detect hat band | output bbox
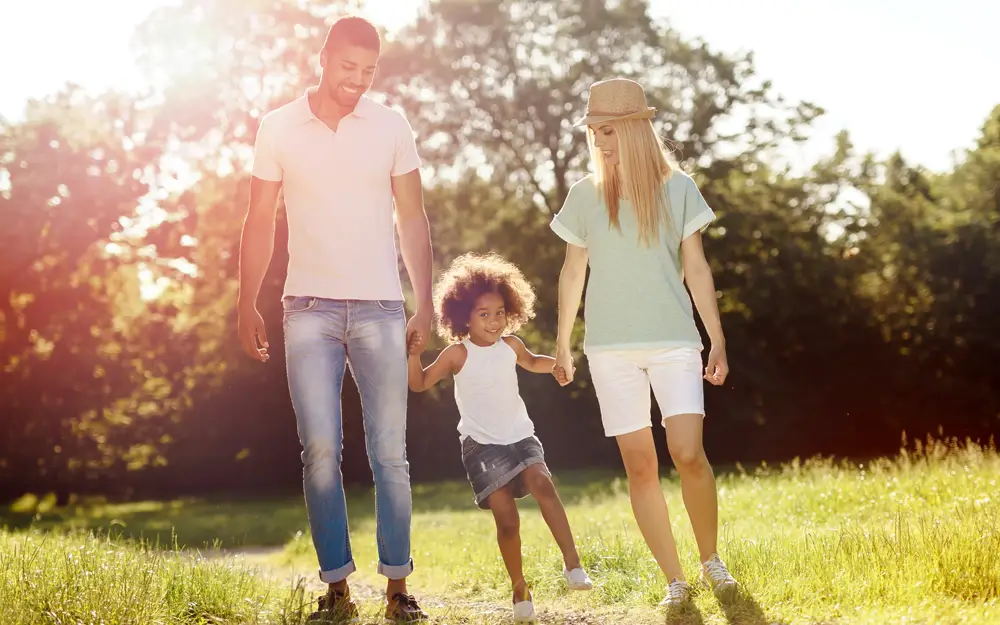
[588,109,644,117]
[573,106,656,128]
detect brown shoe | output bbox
[308,587,360,624]
[384,592,428,622]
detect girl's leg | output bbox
[521,464,582,571]
[486,486,530,602]
[616,428,685,581]
[664,414,718,562]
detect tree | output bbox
[0,88,186,497]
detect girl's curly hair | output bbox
[434,252,537,343]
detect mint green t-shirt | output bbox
[549,171,716,354]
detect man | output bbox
[237,16,432,623]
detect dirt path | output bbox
[188,546,623,624]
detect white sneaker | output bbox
[700,553,737,591]
[513,599,537,623]
[563,566,593,590]
[658,578,692,607]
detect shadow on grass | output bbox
[0,496,309,550]
[715,587,784,625]
[664,602,706,625]
[0,468,644,553]
[410,468,628,513]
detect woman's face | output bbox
[591,123,618,167]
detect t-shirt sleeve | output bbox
[391,112,422,177]
[549,180,589,248]
[680,174,716,240]
[250,113,282,182]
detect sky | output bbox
[1,0,997,172]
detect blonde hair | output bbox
[588,119,675,246]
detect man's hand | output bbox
[406,309,432,355]
[238,304,269,362]
[553,347,575,386]
[704,343,729,386]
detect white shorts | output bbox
[587,347,705,438]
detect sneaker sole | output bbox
[566,581,593,591]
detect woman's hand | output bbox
[704,343,729,386]
[553,346,576,386]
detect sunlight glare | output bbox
[358,0,421,34]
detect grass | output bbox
[2,435,999,624]
[1,494,311,550]
[0,529,300,624]
[279,435,1000,624]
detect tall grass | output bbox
[3,436,997,624]
[283,435,1000,624]
[0,530,308,625]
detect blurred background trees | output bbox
[2,0,997,500]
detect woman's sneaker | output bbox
[658,578,692,608]
[700,553,737,591]
[563,566,594,590]
[513,598,537,624]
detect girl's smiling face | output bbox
[467,291,507,346]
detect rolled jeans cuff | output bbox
[377,558,414,580]
[318,560,356,584]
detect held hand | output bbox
[704,343,729,386]
[406,330,424,356]
[238,304,269,362]
[406,308,432,355]
[553,347,575,387]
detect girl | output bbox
[550,78,738,607]
[407,252,593,624]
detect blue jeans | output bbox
[283,296,413,583]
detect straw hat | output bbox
[573,77,656,128]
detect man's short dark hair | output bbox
[322,16,381,55]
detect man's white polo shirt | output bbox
[251,90,422,301]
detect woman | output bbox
[550,78,737,607]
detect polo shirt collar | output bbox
[294,87,375,125]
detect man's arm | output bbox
[503,336,556,374]
[393,168,434,347]
[237,176,281,361]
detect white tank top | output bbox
[454,338,535,445]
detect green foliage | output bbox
[0,89,198,488]
[1,1,998,496]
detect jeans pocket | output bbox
[283,296,318,313]
[376,299,404,313]
[461,436,481,456]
